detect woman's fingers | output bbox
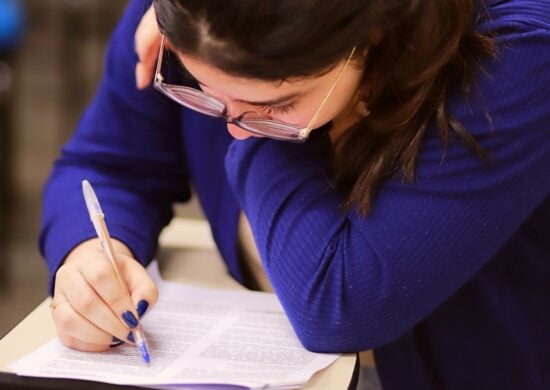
[135,4,161,89]
[58,334,111,353]
[51,293,111,352]
[53,245,158,350]
[57,263,135,344]
[118,253,159,319]
[52,238,159,352]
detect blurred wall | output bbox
[0,0,127,337]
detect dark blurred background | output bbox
[0,0,127,337]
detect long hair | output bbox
[154,0,497,214]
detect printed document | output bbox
[9,262,339,389]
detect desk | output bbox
[0,241,357,388]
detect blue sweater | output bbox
[40,0,549,388]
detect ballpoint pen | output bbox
[82,179,151,365]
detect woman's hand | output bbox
[51,238,158,352]
[135,4,162,89]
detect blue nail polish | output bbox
[136,300,149,318]
[122,311,139,328]
[127,331,135,343]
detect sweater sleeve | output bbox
[39,0,188,294]
[224,22,550,352]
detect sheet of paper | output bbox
[10,262,339,389]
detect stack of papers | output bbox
[10,263,339,389]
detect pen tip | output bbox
[139,343,151,365]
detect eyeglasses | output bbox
[154,35,356,142]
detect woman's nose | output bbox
[227,123,253,140]
[224,101,257,139]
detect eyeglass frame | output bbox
[154,35,357,142]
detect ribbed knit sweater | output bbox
[40,0,550,388]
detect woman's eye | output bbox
[259,103,295,115]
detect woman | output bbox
[42,0,549,389]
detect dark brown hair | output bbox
[154,0,497,214]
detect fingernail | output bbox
[136,300,149,318]
[122,311,139,328]
[110,340,124,348]
[127,331,135,343]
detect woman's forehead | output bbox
[177,52,322,102]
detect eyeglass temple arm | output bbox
[154,35,166,84]
[300,46,357,138]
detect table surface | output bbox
[0,245,356,389]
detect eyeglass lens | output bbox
[160,83,305,140]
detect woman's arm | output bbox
[225,22,550,352]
